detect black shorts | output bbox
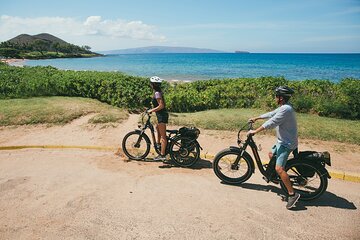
[156,112,169,124]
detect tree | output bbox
[51,42,60,55]
[31,39,50,56]
[82,45,91,52]
[0,48,20,58]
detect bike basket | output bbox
[178,127,200,140]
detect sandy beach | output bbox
[0,58,25,67]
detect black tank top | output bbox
[152,91,167,114]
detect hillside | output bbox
[8,33,68,45]
[0,33,101,59]
[100,46,227,54]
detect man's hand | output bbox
[248,117,257,123]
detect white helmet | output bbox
[150,76,163,83]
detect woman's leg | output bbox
[157,123,167,156]
[155,125,161,145]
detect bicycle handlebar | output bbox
[237,121,254,144]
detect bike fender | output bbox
[287,158,331,179]
[195,140,203,150]
[229,146,256,173]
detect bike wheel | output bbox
[213,148,253,184]
[122,131,151,160]
[280,162,328,201]
[169,136,200,167]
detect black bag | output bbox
[178,127,200,140]
[296,151,323,177]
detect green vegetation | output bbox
[0,63,359,120]
[166,77,360,119]
[0,33,100,59]
[169,109,360,145]
[0,97,128,126]
[1,41,358,145]
[0,64,152,110]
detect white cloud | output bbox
[0,15,166,42]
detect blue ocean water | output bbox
[25,53,360,82]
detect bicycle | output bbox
[122,111,202,167]
[212,121,331,201]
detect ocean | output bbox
[24,53,360,82]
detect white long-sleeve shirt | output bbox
[260,104,298,150]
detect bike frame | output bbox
[135,112,178,154]
[232,122,269,176]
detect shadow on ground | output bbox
[221,181,357,211]
[122,157,212,170]
[158,158,212,170]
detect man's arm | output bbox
[247,107,286,136]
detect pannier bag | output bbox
[296,151,330,177]
[179,127,200,152]
[178,127,200,140]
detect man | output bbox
[247,86,300,210]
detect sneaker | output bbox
[154,154,166,162]
[286,192,301,209]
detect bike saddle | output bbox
[166,129,178,134]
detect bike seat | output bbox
[166,129,178,134]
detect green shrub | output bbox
[0,64,359,119]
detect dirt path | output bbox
[0,114,359,173]
[0,149,359,239]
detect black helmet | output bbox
[275,86,294,97]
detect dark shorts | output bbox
[156,112,169,124]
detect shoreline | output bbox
[1,58,26,67]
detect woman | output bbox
[147,76,169,161]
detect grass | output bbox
[0,97,128,126]
[169,108,360,145]
[1,98,359,144]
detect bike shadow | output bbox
[159,158,212,170]
[222,181,357,211]
[124,157,212,170]
[292,191,357,211]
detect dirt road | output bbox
[0,114,359,239]
[0,149,359,239]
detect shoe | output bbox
[154,154,166,162]
[286,192,301,209]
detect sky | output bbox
[0,0,359,53]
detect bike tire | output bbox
[169,136,200,167]
[122,131,151,160]
[280,161,328,201]
[213,148,253,184]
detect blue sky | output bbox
[0,0,359,52]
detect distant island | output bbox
[0,33,101,59]
[99,46,227,54]
[235,51,250,54]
